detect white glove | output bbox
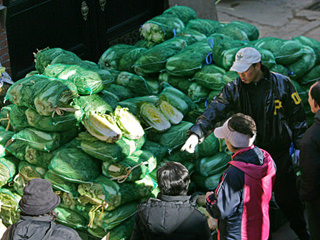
[293,149,300,166]
[181,134,199,153]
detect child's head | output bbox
[214,113,257,153]
[157,161,190,196]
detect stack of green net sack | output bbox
[1,4,319,239]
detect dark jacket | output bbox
[1,215,81,240]
[299,110,320,201]
[130,194,212,240]
[189,69,307,152]
[206,146,276,240]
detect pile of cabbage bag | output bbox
[1,5,319,240]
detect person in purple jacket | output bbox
[206,113,276,240]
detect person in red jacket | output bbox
[206,113,276,240]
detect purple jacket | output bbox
[206,145,276,240]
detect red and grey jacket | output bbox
[188,68,307,152]
[206,145,276,240]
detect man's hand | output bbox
[181,134,199,153]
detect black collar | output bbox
[157,193,191,202]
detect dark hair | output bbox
[157,161,190,196]
[310,81,320,106]
[228,113,257,138]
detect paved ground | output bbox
[215,1,318,239]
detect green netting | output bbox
[162,5,197,25]
[6,75,54,109]
[55,206,88,230]
[34,47,82,73]
[228,21,259,41]
[299,64,320,85]
[253,37,304,65]
[133,37,189,75]
[49,146,101,183]
[98,90,120,110]
[188,82,211,102]
[98,44,136,69]
[195,152,231,177]
[292,36,320,64]
[90,202,137,231]
[217,23,249,41]
[8,105,29,131]
[25,107,79,132]
[102,150,157,182]
[78,175,152,211]
[134,39,158,49]
[185,19,223,36]
[194,132,220,159]
[145,78,161,95]
[0,188,21,226]
[43,63,114,95]
[287,46,317,80]
[103,84,134,101]
[24,145,54,168]
[13,161,47,195]
[79,132,145,162]
[166,40,213,77]
[140,15,185,43]
[0,156,18,187]
[270,64,290,76]
[9,127,78,152]
[192,172,224,191]
[119,95,159,114]
[192,64,226,90]
[113,106,145,140]
[0,127,14,157]
[137,102,171,132]
[222,71,239,83]
[0,105,13,130]
[115,72,153,96]
[158,72,192,94]
[118,47,147,73]
[178,28,207,42]
[44,170,79,196]
[141,140,168,162]
[59,192,92,220]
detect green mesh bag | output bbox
[0,105,13,130]
[0,127,14,157]
[0,188,21,226]
[194,132,220,160]
[48,146,101,183]
[141,140,168,162]
[133,37,189,75]
[192,172,224,191]
[287,46,317,80]
[78,175,152,211]
[222,71,239,83]
[118,47,147,73]
[163,5,197,25]
[166,40,213,77]
[8,105,29,131]
[98,90,119,110]
[102,150,157,183]
[270,64,290,76]
[140,15,185,43]
[115,72,153,96]
[44,170,79,196]
[103,84,134,101]
[43,63,114,95]
[253,37,303,65]
[55,206,88,230]
[217,23,249,41]
[89,202,137,231]
[25,108,79,132]
[192,64,226,90]
[79,131,145,162]
[155,99,184,125]
[228,21,259,41]
[299,64,320,85]
[188,82,211,102]
[134,39,158,49]
[0,156,19,187]
[292,36,320,64]
[195,152,231,177]
[185,19,223,36]
[158,72,192,94]
[98,44,136,69]
[119,95,159,114]
[34,47,82,73]
[24,145,55,168]
[178,28,207,43]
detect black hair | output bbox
[310,81,320,106]
[157,161,190,196]
[228,113,257,138]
